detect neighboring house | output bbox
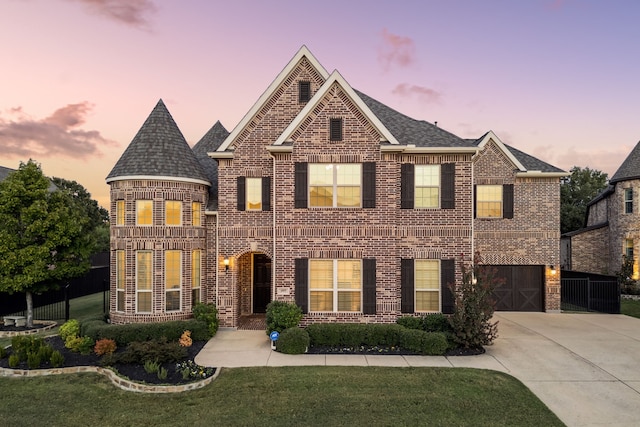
[106,46,566,327]
[563,141,640,277]
[0,165,58,192]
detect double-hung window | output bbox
[415,260,440,312]
[476,185,503,218]
[192,250,201,304]
[165,251,181,312]
[309,259,362,312]
[136,251,152,312]
[625,188,633,214]
[415,165,440,208]
[116,200,125,225]
[136,200,152,225]
[309,164,361,208]
[192,202,202,226]
[165,201,181,225]
[237,177,271,211]
[116,250,125,311]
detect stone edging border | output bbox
[0,321,57,338]
[0,364,220,394]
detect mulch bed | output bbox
[0,336,214,386]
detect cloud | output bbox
[64,0,156,29]
[378,29,416,70]
[552,145,631,177]
[0,102,116,159]
[392,83,442,104]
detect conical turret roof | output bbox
[106,99,209,184]
[610,141,640,184]
[193,121,229,210]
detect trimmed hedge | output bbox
[276,327,310,355]
[266,301,303,335]
[80,319,211,346]
[306,323,448,355]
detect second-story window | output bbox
[165,201,181,225]
[116,200,125,225]
[415,165,440,208]
[136,200,152,225]
[192,202,202,226]
[309,164,361,208]
[329,118,343,141]
[237,177,271,211]
[625,188,633,214]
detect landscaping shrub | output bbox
[176,360,214,380]
[11,336,45,361]
[192,303,219,336]
[276,327,310,354]
[59,319,80,341]
[116,339,187,365]
[50,350,65,368]
[65,336,95,355]
[26,352,41,369]
[8,354,19,368]
[37,343,53,361]
[143,359,160,374]
[396,316,422,330]
[179,330,192,347]
[94,338,117,356]
[265,301,303,335]
[422,313,452,333]
[80,318,210,346]
[0,346,6,359]
[157,367,168,380]
[398,329,448,355]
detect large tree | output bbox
[51,176,110,252]
[0,160,92,326]
[561,166,609,234]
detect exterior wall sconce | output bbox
[223,257,230,272]
[550,265,557,275]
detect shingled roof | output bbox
[355,90,475,148]
[610,141,640,184]
[106,100,209,184]
[192,121,229,211]
[502,143,565,173]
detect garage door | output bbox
[491,265,544,311]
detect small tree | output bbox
[616,255,638,295]
[448,252,504,349]
[0,160,92,326]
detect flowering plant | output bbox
[176,359,214,380]
[179,330,192,347]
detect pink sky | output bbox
[1,0,638,208]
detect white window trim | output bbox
[415,259,441,313]
[625,188,633,214]
[246,178,263,211]
[136,200,153,226]
[165,200,182,226]
[415,164,440,209]
[476,184,503,219]
[136,251,152,313]
[308,163,362,208]
[116,250,125,312]
[116,200,125,226]
[309,259,362,313]
[192,250,201,304]
[165,250,182,312]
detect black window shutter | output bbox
[262,177,271,211]
[441,163,455,209]
[295,258,308,314]
[294,163,308,208]
[400,258,414,313]
[441,259,455,314]
[330,118,343,141]
[363,258,376,314]
[299,81,311,103]
[503,184,514,219]
[237,177,246,211]
[363,162,376,208]
[473,185,477,218]
[400,164,414,209]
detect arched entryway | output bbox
[236,251,272,330]
[252,253,272,313]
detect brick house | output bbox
[106,46,566,327]
[562,141,640,277]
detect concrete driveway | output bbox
[197,312,640,426]
[490,312,640,426]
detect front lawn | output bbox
[621,298,640,319]
[0,367,563,426]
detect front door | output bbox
[253,254,271,313]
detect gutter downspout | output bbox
[470,153,477,262]
[215,211,219,307]
[269,152,276,302]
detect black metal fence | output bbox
[561,270,620,314]
[0,253,110,320]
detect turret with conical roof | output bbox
[106,99,209,185]
[192,121,229,211]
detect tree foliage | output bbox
[0,160,93,326]
[560,166,609,234]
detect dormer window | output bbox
[299,81,311,103]
[330,118,343,141]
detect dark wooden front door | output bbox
[253,254,271,313]
[492,265,544,311]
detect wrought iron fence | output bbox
[561,271,620,314]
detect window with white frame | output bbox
[309,164,361,208]
[246,178,262,210]
[165,250,181,311]
[625,188,633,214]
[415,260,440,312]
[165,201,181,225]
[309,259,361,312]
[136,251,152,312]
[192,250,201,304]
[116,200,125,226]
[136,200,152,225]
[192,202,202,226]
[476,185,503,218]
[415,165,440,208]
[116,250,125,312]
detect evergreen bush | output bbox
[276,327,310,354]
[266,301,303,335]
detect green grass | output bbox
[621,298,640,319]
[0,367,562,427]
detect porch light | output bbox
[223,257,230,272]
[550,265,556,275]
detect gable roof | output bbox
[192,121,229,211]
[273,71,400,146]
[0,165,58,192]
[106,99,209,185]
[610,141,640,184]
[217,46,330,153]
[472,131,566,175]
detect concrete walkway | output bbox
[195,312,640,426]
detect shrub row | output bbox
[80,318,211,346]
[276,327,310,354]
[396,313,453,333]
[305,323,448,355]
